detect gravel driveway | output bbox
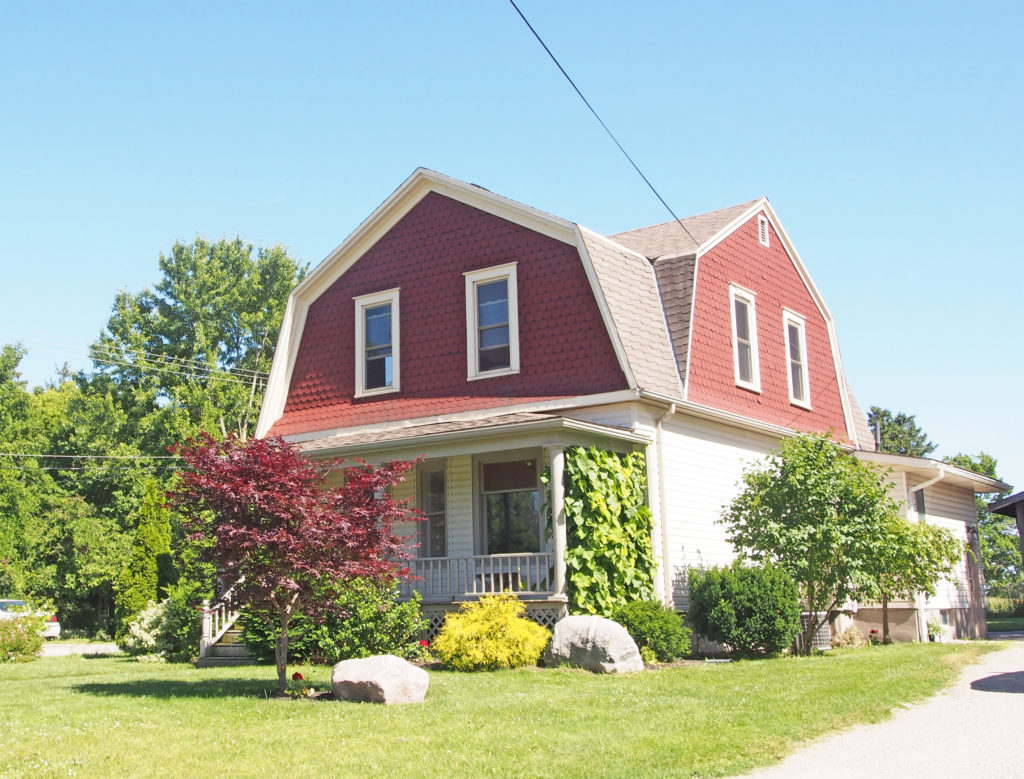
[741,636,1024,778]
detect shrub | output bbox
[986,597,1024,617]
[117,580,205,662]
[243,578,428,664]
[831,624,867,648]
[0,614,46,662]
[611,600,691,661]
[688,562,801,657]
[432,593,551,671]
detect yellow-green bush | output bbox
[432,593,551,671]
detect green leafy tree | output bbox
[867,406,936,457]
[92,237,306,444]
[114,478,177,638]
[867,516,963,643]
[722,433,900,653]
[944,453,1018,597]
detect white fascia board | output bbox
[854,451,1011,493]
[695,199,859,445]
[573,226,638,389]
[636,389,799,441]
[280,389,642,444]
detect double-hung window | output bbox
[354,288,399,396]
[417,461,446,558]
[782,309,810,408]
[729,284,760,392]
[464,263,519,380]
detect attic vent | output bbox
[758,214,770,247]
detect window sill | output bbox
[354,386,400,399]
[467,367,520,382]
[735,382,762,394]
[789,398,813,411]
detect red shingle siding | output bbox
[269,193,628,436]
[687,214,850,441]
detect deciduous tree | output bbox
[722,433,899,653]
[170,433,419,694]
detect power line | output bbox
[0,452,178,460]
[89,343,269,380]
[90,353,265,387]
[507,0,700,248]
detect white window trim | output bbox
[353,287,400,398]
[472,448,544,555]
[464,262,519,381]
[758,214,770,247]
[729,283,761,393]
[782,308,811,409]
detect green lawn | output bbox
[987,616,1024,632]
[1,643,1002,778]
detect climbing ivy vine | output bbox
[563,447,656,615]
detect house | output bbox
[254,168,1007,641]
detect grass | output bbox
[987,616,1024,632]
[0,642,1002,778]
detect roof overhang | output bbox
[989,490,1024,517]
[855,450,1010,494]
[290,412,651,460]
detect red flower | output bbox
[869,629,878,635]
[419,640,429,647]
[292,671,304,681]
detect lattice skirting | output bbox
[420,601,567,641]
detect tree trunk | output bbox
[881,594,891,644]
[276,609,290,695]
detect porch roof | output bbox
[989,490,1024,517]
[293,412,650,456]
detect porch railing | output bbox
[399,553,555,600]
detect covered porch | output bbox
[297,410,654,607]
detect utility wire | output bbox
[89,344,269,379]
[0,453,178,460]
[508,0,700,247]
[90,353,264,387]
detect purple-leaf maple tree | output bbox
[170,432,420,694]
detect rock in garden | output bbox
[330,654,429,704]
[545,615,644,673]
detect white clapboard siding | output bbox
[920,480,976,610]
[447,455,474,558]
[660,415,781,609]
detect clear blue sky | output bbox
[1,2,1021,487]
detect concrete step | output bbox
[218,629,245,645]
[211,644,252,658]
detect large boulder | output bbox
[331,654,429,704]
[545,615,644,673]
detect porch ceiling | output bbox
[292,412,649,457]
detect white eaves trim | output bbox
[854,450,1011,494]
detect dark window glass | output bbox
[477,279,510,372]
[364,303,392,389]
[482,460,539,554]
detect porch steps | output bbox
[196,628,255,667]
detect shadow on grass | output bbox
[73,677,276,699]
[970,671,1024,694]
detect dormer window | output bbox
[783,309,811,408]
[729,284,761,392]
[354,288,400,396]
[758,214,770,247]
[465,263,519,380]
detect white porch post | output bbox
[548,446,567,597]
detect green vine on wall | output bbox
[563,447,655,615]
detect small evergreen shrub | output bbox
[611,600,691,661]
[243,578,428,664]
[688,562,801,657]
[0,614,46,662]
[432,593,551,671]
